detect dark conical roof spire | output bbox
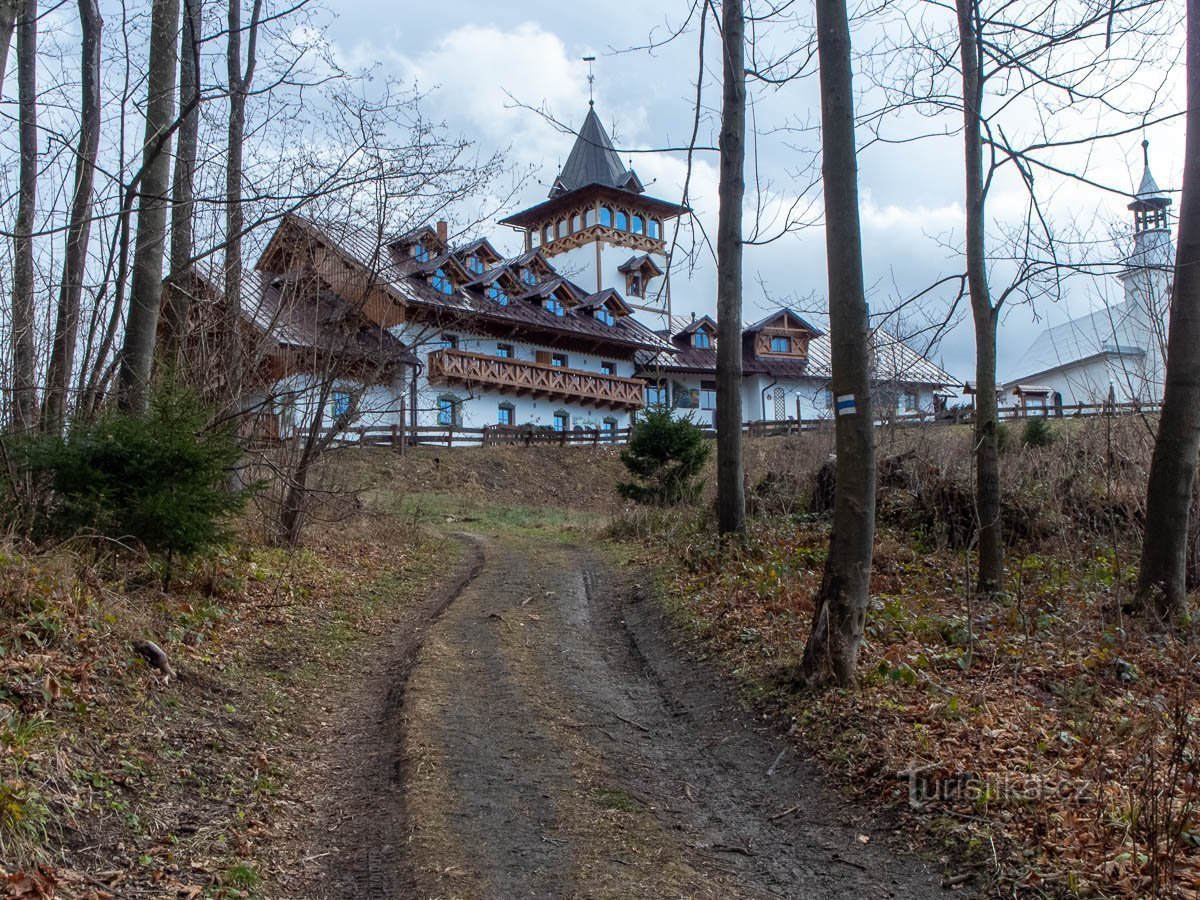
[550,107,643,197]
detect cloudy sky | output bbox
[321,1,1185,383]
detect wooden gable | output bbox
[749,310,817,359]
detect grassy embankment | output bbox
[0,488,450,897]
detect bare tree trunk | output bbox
[956,0,1005,595]
[715,0,746,536]
[0,0,17,97]
[116,0,180,412]
[42,0,103,433]
[1136,0,1200,622]
[10,0,37,431]
[798,0,876,689]
[162,0,201,367]
[223,0,264,410]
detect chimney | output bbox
[436,220,448,244]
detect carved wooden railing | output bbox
[427,349,645,409]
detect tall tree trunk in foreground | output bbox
[222,0,264,409]
[10,0,37,431]
[43,0,103,433]
[116,0,179,412]
[1136,0,1200,622]
[798,0,876,688]
[957,0,1005,595]
[162,0,201,367]
[715,0,746,536]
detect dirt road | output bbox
[314,533,951,899]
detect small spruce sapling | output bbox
[618,407,711,505]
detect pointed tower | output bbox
[499,105,688,331]
[1118,140,1175,400]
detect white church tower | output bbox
[1004,141,1175,406]
[499,104,688,333]
[1118,139,1175,397]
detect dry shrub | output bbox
[739,415,1164,558]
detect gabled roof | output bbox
[551,106,641,197]
[618,253,665,277]
[675,314,718,337]
[577,288,633,316]
[744,308,824,336]
[454,237,504,264]
[637,324,959,387]
[244,275,414,371]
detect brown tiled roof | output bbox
[245,275,414,369]
[258,215,673,356]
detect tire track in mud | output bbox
[309,532,958,899]
[318,533,486,899]
[388,536,954,899]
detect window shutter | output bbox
[535,350,552,365]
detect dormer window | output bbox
[693,332,711,349]
[629,273,644,297]
[522,268,537,285]
[771,336,791,353]
[545,298,565,317]
[431,267,454,295]
[413,243,431,262]
[468,256,485,275]
[486,283,508,305]
[595,307,615,326]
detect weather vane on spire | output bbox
[583,56,596,106]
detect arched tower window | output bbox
[615,210,628,230]
[632,214,643,234]
[600,207,613,227]
[557,218,568,238]
[584,209,595,227]
[649,219,662,239]
[571,213,582,232]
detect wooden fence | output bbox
[263,400,1160,451]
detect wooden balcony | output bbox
[427,349,644,410]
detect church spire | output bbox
[549,105,643,198]
[1129,139,1171,233]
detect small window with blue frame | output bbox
[693,331,711,349]
[437,395,460,426]
[333,390,351,418]
[770,335,791,353]
[553,410,569,432]
[545,298,565,317]
[487,283,508,305]
[431,267,454,294]
[498,403,514,426]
